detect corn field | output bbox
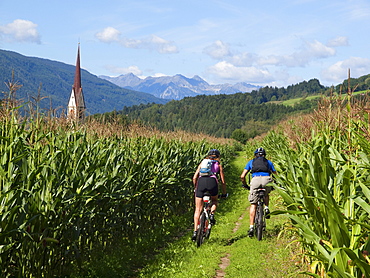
[0,108,235,277]
[262,93,370,277]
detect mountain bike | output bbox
[196,191,213,247]
[254,186,266,241]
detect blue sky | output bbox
[1,0,370,88]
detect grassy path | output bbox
[137,153,308,278]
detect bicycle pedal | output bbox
[248,228,254,237]
[191,231,197,241]
[265,208,271,219]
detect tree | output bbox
[231,129,248,144]
[365,77,370,89]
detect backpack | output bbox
[251,157,270,173]
[199,159,217,177]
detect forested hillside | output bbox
[248,78,326,102]
[110,76,370,141]
[110,79,326,140]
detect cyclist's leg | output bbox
[261,177,273,205]
[249,176,263,225]
[249,203,257,226]
[210,196,218,213]
[248,203,257,237]
[204,177,218,214]
[193,197,203,232]
[193,178,208,235]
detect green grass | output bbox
[137,153,309,278]
[282,95,322,106]
[279,90,369,106]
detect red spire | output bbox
[73,44,81,91]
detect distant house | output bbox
[67,44,86,120]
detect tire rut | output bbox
[214,212,246,277]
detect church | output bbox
[67,44,86,120]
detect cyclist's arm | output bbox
[192,164,201,187]
[240,169,249,186]
[270,165,277,181]
[268,160,277,175]
[219,164,226,195]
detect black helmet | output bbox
[208,149,220,158]
[254,147,266,156]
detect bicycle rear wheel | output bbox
[196,212,206,247]
[255,204,264,241]
[205,217,211,239]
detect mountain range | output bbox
[0,49,261,115]
[99,73,260,100]
[0,49,167,115]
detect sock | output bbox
[265,206,269,209]
[250,225,254,229]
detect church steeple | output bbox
[73,45,82,91]
[67,44,86,120]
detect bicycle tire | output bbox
[255,203,264,241]
[205,216,211,239]
[196,212,206,247]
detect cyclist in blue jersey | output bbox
[240,147,277,237]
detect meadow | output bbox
[1,83,370,277]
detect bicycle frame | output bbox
[196,192,212,247]
[254,187,266,241]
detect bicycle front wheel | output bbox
[255,204,264,241]
[196,212,206,247]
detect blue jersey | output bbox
[244,158,276,177]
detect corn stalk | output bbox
[265,118,370,277]
[0,110,235,277]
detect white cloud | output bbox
[228,52,258,67]
[202,38,344,84]
[105,64,143,75]
[206,61,274,83]
[120,37,143,48]
[0,19,41,43]
[204,38,338,70]
[95,27,178,54]
[261,40,336,67]
[148,35,178,54]
[321,57,370,84]
[348,2,370,19]
[152,72,167,77]
[327,36,349,47]
[203,40,232,59]
[95,27,121,43]
[306,40,336,58]
[158,43,178,54]
[202,34,356,85]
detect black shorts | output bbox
[195,176,218,198]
